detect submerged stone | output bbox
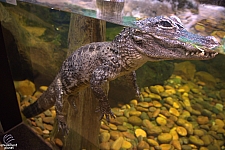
[128,116,142,126]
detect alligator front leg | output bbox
[126,71,140,99]
[55,78,68,134]
[90,66,115,122]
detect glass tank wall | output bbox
[0,0,225,149]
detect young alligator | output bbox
[22,15,219,132]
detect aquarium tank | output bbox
[0,0,225,149]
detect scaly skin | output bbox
[22,15,219,133]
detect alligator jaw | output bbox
[133,15,220,60]
[184,45,218,58]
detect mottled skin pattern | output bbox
[22,15,219,133]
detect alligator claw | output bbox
[57,115,69,135]
[135,90,141,100]
[104,111,116,122]
[58,120,69,135]
[99,111,116,123]
[98,100,116,123]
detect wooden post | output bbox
[63,14,106,150]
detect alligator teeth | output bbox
[199,51,205,56]
[191,52,194,55]
[185,52,189,56]
[209,53,214,57]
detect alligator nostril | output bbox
[206,36,219,44]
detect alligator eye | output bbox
[159,21,173,27]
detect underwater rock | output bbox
[189,135,204,146]
[149,93,162,100]
[195,24,205,32]
[149,106,157,112]
[152,101,162,107]
[39,86,48,92]
[121,140,132,149]
[137,141,149,150]
[147,139,159,147]
[35,118,44,130]
[211,30,225,38]
[42,129,49,135]
[110,117,124,126]
[142,119,154,129]
[157,133,173,143]
[44,110,52,117]
[101,124,110,131]
[51,110,56,118]
[137,102,149,108]
[215,103,223,112]
[176,126,187,136]
[146,126,162,136]
[42,117,54,125]
[111,108,123,117]
[195,71,217,87]
[24,26,46,37]
[176,118,193,135]
[128,116,142,126]
[129,110,141,117]
[150,85,165,94]
[152,108,161,118]
[169,107,180,117]
[32,127,43,135]
[165,88,176,96]
[181,145,192,150]
[99,142,110,150]
[14,80,36,96]
[156,116,167,126]
[100,132,110,143]
[172,140,182,150]
[108,123,117,131]
[140,112,149,120]
[201,135,213,146]
[54,138,63,147]
[192,54,225,83]
[191,88,201,94]
[219,89,225,101]
[110,131,122,140]
[180,110,191,119]
[130,99,138,106]
[173,61,196,80]
[122,132,136,140]
[143,87,151,94]
[164,97,174,105]
[135,128,147,138]
[197,116,209,125]
[111,137,124,150]
[215,119,225,128]
[160,144,173,150]
[173,101,180,109]
[193,129,205,137]
[117,125,127,132]
[43,124,53,131]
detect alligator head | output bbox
[130,15,219,60]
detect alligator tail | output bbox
[22,81,57,118]
[22,100,47,118]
